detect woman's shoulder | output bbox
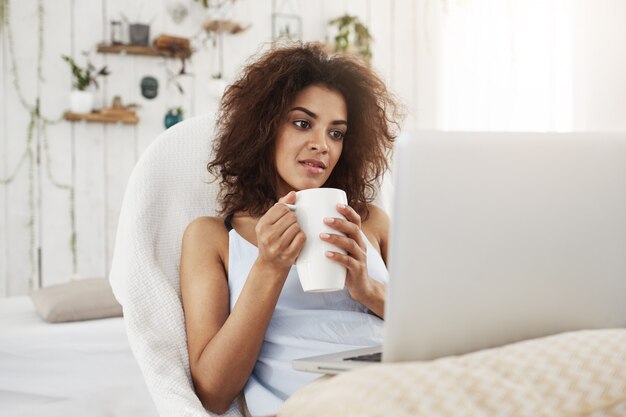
[361,203,390,259]
[185,215,228,233]
[362,203,390,233]
[183,216,230,251]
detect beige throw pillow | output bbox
[30,277,123,323]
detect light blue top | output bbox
[227,228,389,416]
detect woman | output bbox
[180,42,400,416]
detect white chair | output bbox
[109,114,244,417]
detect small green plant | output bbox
[61,54,110,91]
[168,106,184,117]
[328,14,373,61]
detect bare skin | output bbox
[180,85,390,414]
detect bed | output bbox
[4,292,626,417]
[0,296,157,417]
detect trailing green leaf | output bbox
[0,0,8,34]
[3,0,79,284]
[193,0,209,8]
[168,106,184,117]
[61,54,109,91]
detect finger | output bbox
[286,230,306,255]
[271,209,298,232]
[323,217,365,249]
[262,212,298,246]
[262,202,294,226]
[276,190,297,206]
[267,191,296,224]
[280,221,303,248]
[320,233,365,259]
[336,203,362,228]
[324,250,358,270]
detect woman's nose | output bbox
[308,130,329,152]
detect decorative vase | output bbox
[69,90,94,113]
[129,23,150,46]
[164,110,183,129]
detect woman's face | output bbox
[274,84,347,196]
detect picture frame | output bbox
[272,13,302,41]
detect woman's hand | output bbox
[321,203,374,303]
[255,191,306,273]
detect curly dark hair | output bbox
[207,42,401,219]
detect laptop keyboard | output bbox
[344,352,382,362]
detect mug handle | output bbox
[275,202,297,211]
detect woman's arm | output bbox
[180,194,304,414]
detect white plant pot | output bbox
[69,90,94,113]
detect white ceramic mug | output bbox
[285,188,348,292]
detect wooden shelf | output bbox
[64,110,139,125]
[96,43,192,59]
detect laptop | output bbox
[293,131,626,374]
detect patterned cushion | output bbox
[279,329,626,417]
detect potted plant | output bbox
[62,54,109,113]
[164,106,183,129]
[327,14,373,61]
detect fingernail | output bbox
[324,217,334,223]
[320,233,330,239]
[337,203,346,209]
[325,251,334,258]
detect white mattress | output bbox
[0,296,158,417]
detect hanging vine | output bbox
[0,0,7,33]
[0,0,78,283]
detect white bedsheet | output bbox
[0,296,157,417]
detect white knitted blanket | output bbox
[109,114,244,417]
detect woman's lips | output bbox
[299,161,325,174]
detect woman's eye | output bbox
[330,130,345,140]
[294,120,310,129]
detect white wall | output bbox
[424,0,626,132]
[1,0,422,296]
[3,0,625,296]
[571,0,626,131]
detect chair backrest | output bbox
[109,114,243,417]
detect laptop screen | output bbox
[383,131,626,362]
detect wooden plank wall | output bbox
[0,0,420,296]
[0,0,8,296]
[3,0,41,296]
